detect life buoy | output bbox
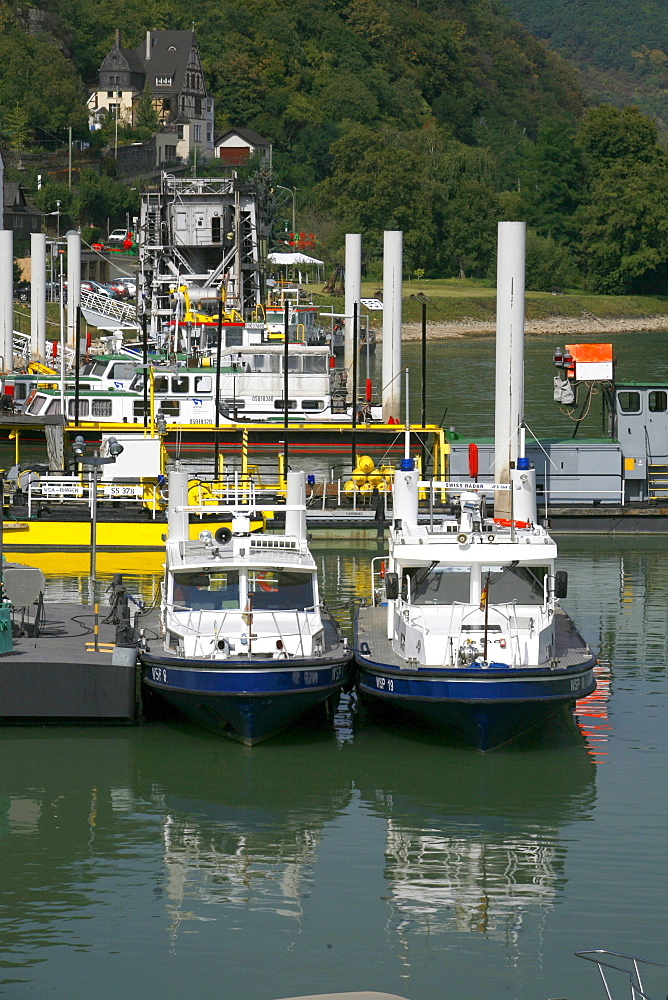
[256,572,278,593]
[493,518,529,529]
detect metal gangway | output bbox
[80,290,139,330]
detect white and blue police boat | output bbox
[354,457,596,751]
[140,469,353,744]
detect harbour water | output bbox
[2,332,668,1000]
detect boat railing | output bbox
[576,950,668,1000]
[27,474,159,518]
[164,604,320,658]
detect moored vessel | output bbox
[140,469,353,744]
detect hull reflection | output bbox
[354,728,596,950]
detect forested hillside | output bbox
[501,0,668,124]
[2,0,668,294]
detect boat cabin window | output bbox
[302,356,328,374]
[153,376,169,394]
[302,400,324,410]
[46,399,61,415]
[221,398,246,409]
[482,565,547,603]
[287,356,301,372]
[274,399,297,410]
[406,567,471,605]
[194,375,212,393]
[159,401,180,416]
[68,399,90,417]
[92,398,113,417]
[27,394,46,414]
[171,375,190,394]
[648,390,667,413]
[110,362,137,381]
[252,354,280,373]
[248,570,314,611]
[225,328,243,347]
[172,570,240,610]
[618,391,641,413]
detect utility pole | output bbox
[68,126,72,189]
[114,105,119,159]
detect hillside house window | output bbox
[162,98,171,112]
[194,124,202,142]
[155,76,172,86]
[194,97,202,116]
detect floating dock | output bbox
[0,602,140,724]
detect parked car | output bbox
[81,279,118,299]
[115,276,137,295]
[107,278,135,298]
[107,229,132,243]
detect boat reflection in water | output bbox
[354,725,597,958]
[0,723,354,974]
[137,730,353,936]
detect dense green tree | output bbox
[525,229,578,290]
[576,157,668,293]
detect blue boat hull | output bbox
[355,653,597,752]
[141,651,353,745]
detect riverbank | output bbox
[400,313,668,339]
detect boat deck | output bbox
[137,607,348,664]
[355,605,593,671]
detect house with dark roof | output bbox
[3,180,41,236]
[214,127,272,167]
[87,29,214,163]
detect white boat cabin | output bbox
[163,530,325,659]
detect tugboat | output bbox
[354,456,596,750]
[140,469,353,744]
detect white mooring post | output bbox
[382,230,402,423]
[494,221,526,520]
[344,233,361,375]
[31,232,47,362]
[0,230,14,372]
[66,230,81,350]
[167,471,189,542]
[286,470,307,543]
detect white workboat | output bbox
[21,344,380,424]
[354,458,596,750]
[140,470,354,744]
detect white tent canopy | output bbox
[267,252,324,265]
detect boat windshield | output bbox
[172,570,240,610]
[248,570,315,611]
[482,565,547,603]
[406,567,471,605]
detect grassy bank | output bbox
[303,278,668,327]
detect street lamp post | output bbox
[275,185,297,240]
[72,435,125,649]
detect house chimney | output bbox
[146,30,151,60]
[115,28,121,48]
